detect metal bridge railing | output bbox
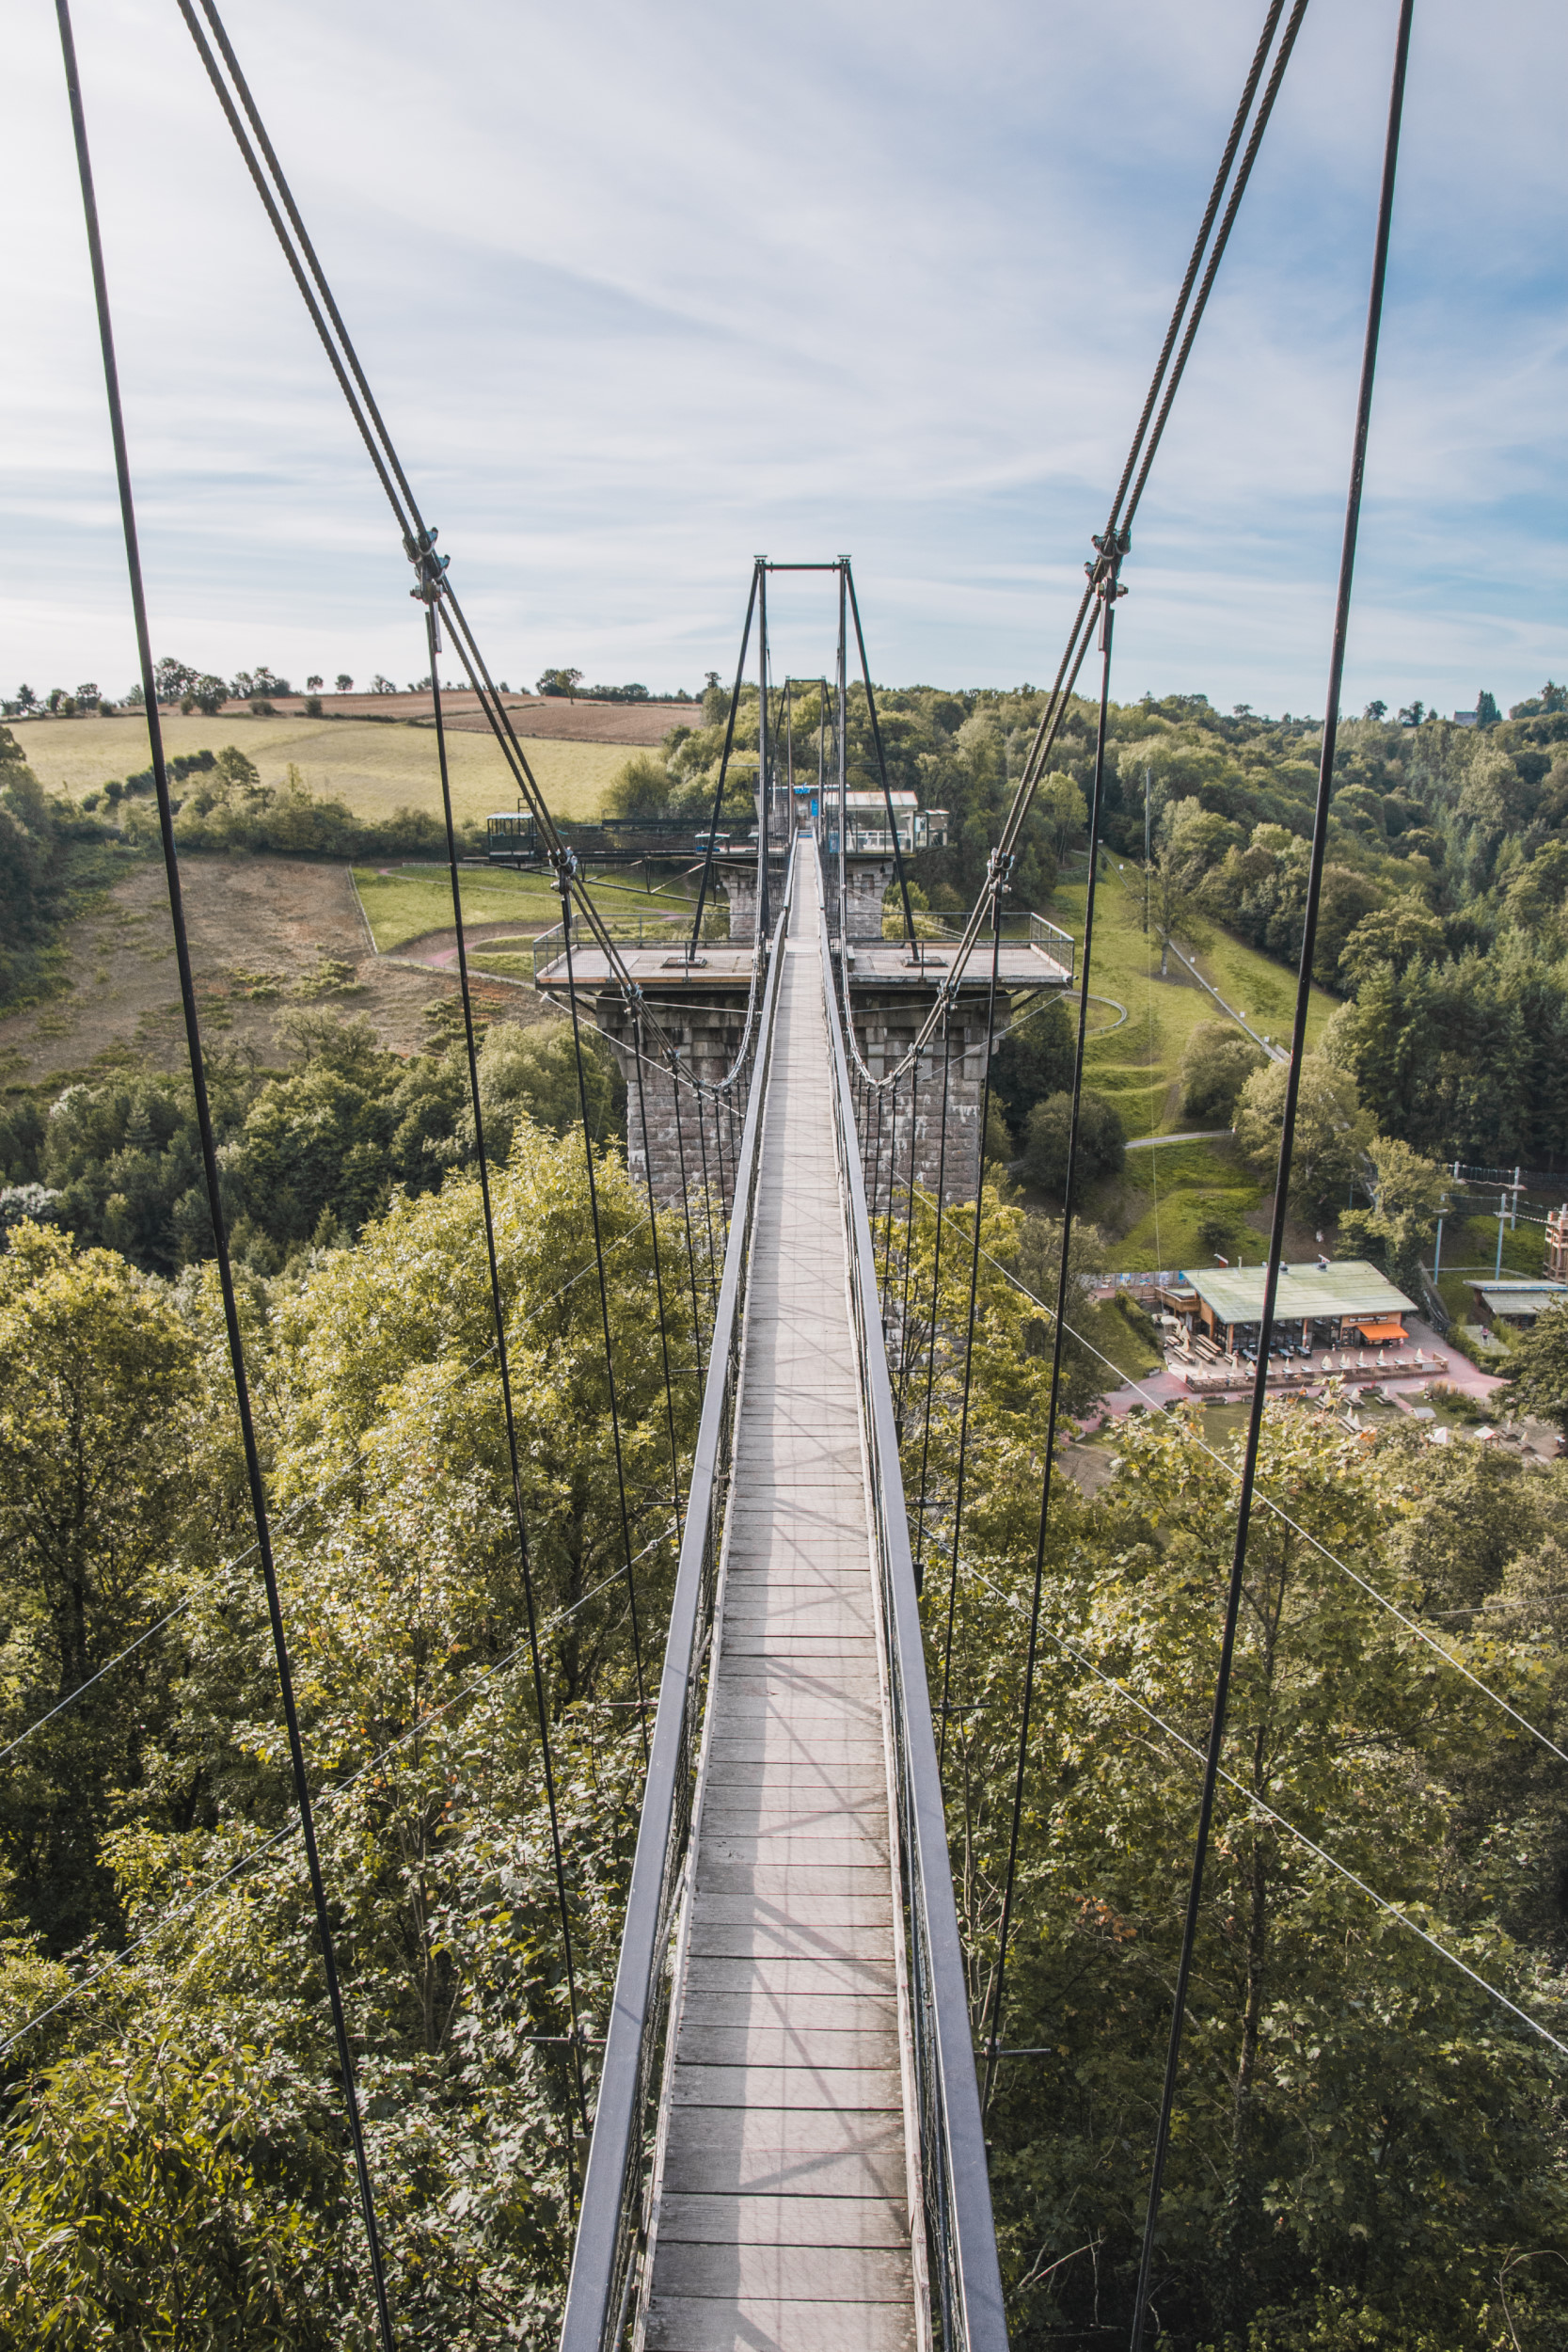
[816,843,1009,2352]
[557,847,795,2352]
[530,905,729,981]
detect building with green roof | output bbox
[1176,1259,1416,1355]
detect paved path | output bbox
[642,855,917,2351]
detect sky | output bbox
[5,0,1567,718]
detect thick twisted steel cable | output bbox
[912,1008,956,1587]
[427,633,591,2145]
[173,0,710,1083]
[983,564,1124,2110]
[846,564,919,952]
[56,11,395,2337]
[1129,10,1413,2340]
[855,0,1310,1089]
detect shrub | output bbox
[1021,1089,1126,1195]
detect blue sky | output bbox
[6,0,1566,715]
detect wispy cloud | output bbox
[4,0,1565,713]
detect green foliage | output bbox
[935,1403,1568,2347]
[1020,1089,1126,1196]
[990,998,1076,1149]
[1234,1056,1374,1212]
[1501,1301,1568,1436]
[0,1013,624,1278]
[0,1127,711,2340]
[1180,1021,1267,1124]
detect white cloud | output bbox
[3,0,1565,714]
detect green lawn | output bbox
[1042,861,1337,1141]
[1081,1135,1263,1274]
[352,863,701,954]
[12,713,626,831]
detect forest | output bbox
[607,678,1568,1168]
[2,697,1568,2344]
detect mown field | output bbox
[12,713,626,830]
[351,863,700,954]
[1042,859,1336,1139]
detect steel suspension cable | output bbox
[173,0,705,1073]
[981,546,1126,2108]
[425,630,591,2149]
[848,0,1310,1085]
[631,1010,687,1548]
[938,882,1006,1769]
[846,565,918,953]
[689,566,759,961]
[896,1051,921,1432]
[913,1007,956,1588]
[558,874,649,1758]
[1129,11,1413,2341]
[669,1056,706,1375]
[55,11,395,2337]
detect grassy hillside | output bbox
[10,714,625,830]
[1043,860,1336,1139]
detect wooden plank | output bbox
[671,2066,904,2111]
[670,2026,900,2069]
[682,1957,899,1999]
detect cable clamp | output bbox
[404,525,451,606]
[1086,524,1131,601]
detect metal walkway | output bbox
[642,852,916,2346]
[562,842,1005,2352]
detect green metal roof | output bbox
[1184,1259,1415,1327]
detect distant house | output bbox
[1171,1259,1416,1355]
[1451,708,1479,727]
[1470,1279,1568,1327]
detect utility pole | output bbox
[1497,1192,1507,1281]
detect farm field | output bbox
[11,713,627,830]
[1040,860,1336,1139]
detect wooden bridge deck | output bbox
[641,854,918,2351]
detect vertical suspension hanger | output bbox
[557,860,649,1760]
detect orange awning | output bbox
[1352,1319,1405,1342]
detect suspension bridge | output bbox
[45,3,1564,2350]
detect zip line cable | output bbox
[559,879,650,1755]
[938,888,1006,1769]
[982,545,1127,2110]
[966,1565,1568,2069]
[55,11,394,2339]
[1130,11,1414,2340]
[426,632,591,2156]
